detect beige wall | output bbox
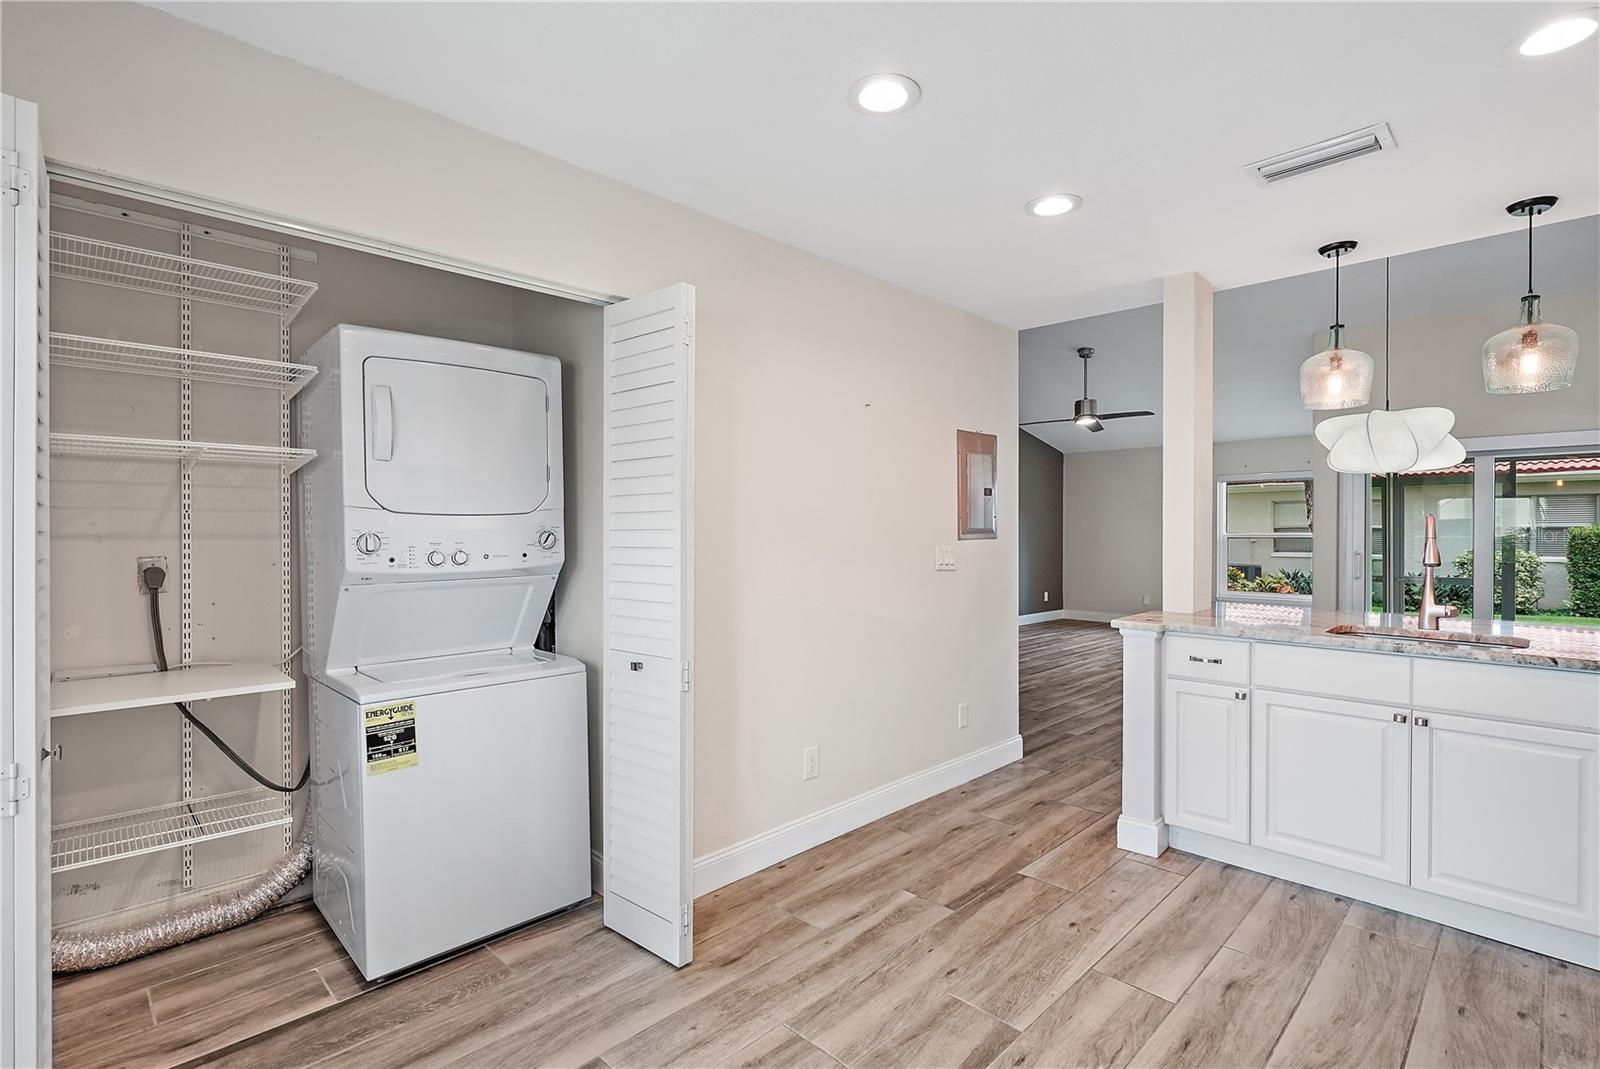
[1061,436,1321,615]
[1062,446,1163,616]
[4,2,1020,860]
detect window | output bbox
[1365,446,1599,629]
[1271,499,1312,556]
[1536,494,1599,559]
[1218,475,1313,603]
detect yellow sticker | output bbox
[364,699,418,775]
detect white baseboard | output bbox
[1116,815,1167,857]
[1060,609,1122,623]
[1019,609,1065,624]
[689,735,1025,897]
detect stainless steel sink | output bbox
[1325,624,1531,649]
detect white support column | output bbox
[1161,272,1214,614]
[1117,628,1166,855]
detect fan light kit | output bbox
[1020,347,1154,434]
[1299,240,1374,410]
[1483,196,1578,394]
[848,73,921,115]
[1316,258,1464,475]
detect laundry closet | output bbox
[14,163,697,1052]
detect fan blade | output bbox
[1019,417,1082,427]
[1096,411,1156,420]
[1085,419,1105,432]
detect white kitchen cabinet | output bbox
[1251,689,1411,884]
[1163,679,1249,843]
[1411,712,1599,934]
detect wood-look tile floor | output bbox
[53,621,1599,1069]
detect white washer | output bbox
[299,325,589,979]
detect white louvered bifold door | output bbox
[2,93,50,1069]
[601,283,695,967]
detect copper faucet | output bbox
[1417,513,1460,631]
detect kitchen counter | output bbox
[1110,602,1600,968]
[1112,603,1600,672]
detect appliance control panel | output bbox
[342,507,562,580]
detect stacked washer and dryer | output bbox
[299,325,590,980]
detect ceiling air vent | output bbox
[1247,123,1397,185]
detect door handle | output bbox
[370,384,394,462]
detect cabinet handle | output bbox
[1414,716,1429,728]
[1188,655,1223,665]
[1234,690,1248,701]
[1393,713,1408,724]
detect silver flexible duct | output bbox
[52,836,312,973]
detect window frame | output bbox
[1215,470,1315,606]
[1342,429,1600,619]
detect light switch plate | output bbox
[957,702,969,729]
[935,545,957,571]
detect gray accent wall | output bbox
[1019,431,1064,615]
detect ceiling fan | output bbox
[1021,346,1155,433]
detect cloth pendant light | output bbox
[1483,196,1578,394]
[1300,240,1374,409]
[1315,258,1465,475]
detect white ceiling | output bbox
[1022,215,1600,453]
[152,2,1599,329]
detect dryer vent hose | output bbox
[52,835,312,973]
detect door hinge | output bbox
[681,904,690,935]
[2,762,31,818]
[3,149,31,206]
[681,660,692,692]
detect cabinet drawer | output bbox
[1166,635,1250,685]
[1254,642,1410,705]
[1413,659,1600,733]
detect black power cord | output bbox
[143,565,309,793]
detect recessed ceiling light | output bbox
[1026,193,1082,218]
[1519,9,1598,55]
[849,73,921,115]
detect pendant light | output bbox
[1316,258,1465,474]
[1300,240,1374,409]
[1483,196,1577,394]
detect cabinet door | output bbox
[1412,713,1598,933]
[1163,679,1249,843]
[1251,690,1410,883]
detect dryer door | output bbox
[362,356,549,515]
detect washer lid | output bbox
[320,649,585,703]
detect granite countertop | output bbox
[1111,604,1600,673]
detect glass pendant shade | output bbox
[1483,295,1578,394]
[1315,407,1466,474]
[1300,327,1375,410]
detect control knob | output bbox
[451,549,470,566]
[354,532,382,555]
[426,550,446,567]
[538,529,559,551]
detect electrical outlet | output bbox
[802,745,820,781]
[957,702,969,729]
[1142,594,1152,606]
[1044,591,1050,603]
[934,545,957,571]
[136,556,168,593]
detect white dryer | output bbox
[299,325,589,980]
